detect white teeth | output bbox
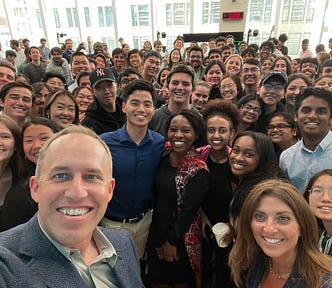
[320,206,332,211]
[212,140,222,144]
[264,237,281,244]
[173,141,184,146]
[233,163,244,169]
[58,208,90,216]
[135,115,145,118]
[306,122,318,126]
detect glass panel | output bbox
[105,6,113,27]
[138,5,149,26]
[84,7,91,27]
[53,8,60,28]
[66,8,73,28]
[98,6,104,27]
[36,9,43,28]
[202,2,209,24]
[166,4,172,25]
[291,0,305,21]
[131,5,137,26]
[174,3,185,26]
[211,1,220,24]
[73,8,79,27]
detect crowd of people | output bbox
[0,32,332,287]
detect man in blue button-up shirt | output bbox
[100,79,164,259]
[280,87,332,194]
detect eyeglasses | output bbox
[242,103,261,114]
[262,83,285,90]
[243,67,259,73]
[302,63,317,69]
[266,123,292,131]
[309,187,332,198]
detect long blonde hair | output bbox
[229,179,332,287]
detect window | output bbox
[132,36,150,49]
[84,7,91,27]
[98,6,113,27]
[53,8,60,28]
[282,0,291,22]
[131,5,150,27]
[36,9,43,28]
[291,0,305,21]
[98,7,104,27]
[73,8,79,27]
[249,0,263,22]
[306,0,315,21]
[165,2,190,26]
[263,0,272,22]
[202,1,220,24]
[105,6,113,27]
[66,8,78,28]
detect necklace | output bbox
[268,258,291,280]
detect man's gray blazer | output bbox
[0,214,144,288]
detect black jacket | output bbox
[82,97,126,135]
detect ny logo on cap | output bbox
[96,68,105,77]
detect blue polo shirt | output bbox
[280,131,332,194]
[100,125,164,219]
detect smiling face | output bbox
[308,174,332,223]
[229,135,259,178]
[23,124,55,164]
[0,66,15,89]
[129,53,142,69]
[52,51,62,64]
[74,88,94,113]
[191,85,209,111]
[122,90,154,129]
[189,51,203,69]
[3,87,32,123]
[167,115,196,155]
[142,56,161,79]
[0,122,15,165]
[295,96,332,143]
[241,63,261,86]
[239,100,261,125]
[168,72,193,106]
[259,80,285,109]
[204,64,223,87]
[251,195,300,262]
[225,56,242,76]
[220,77,238,103]
[170,50,181,64]
[30,133,114,249]
[206,115,234,152]
[267,116,297,149]
[49,95,76,129]
[285,78,308,108]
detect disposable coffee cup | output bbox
[212,222,230,248]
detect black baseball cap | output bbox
[89,67,116,88]
[260,70,288,86]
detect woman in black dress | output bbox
[147,110,209,288]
